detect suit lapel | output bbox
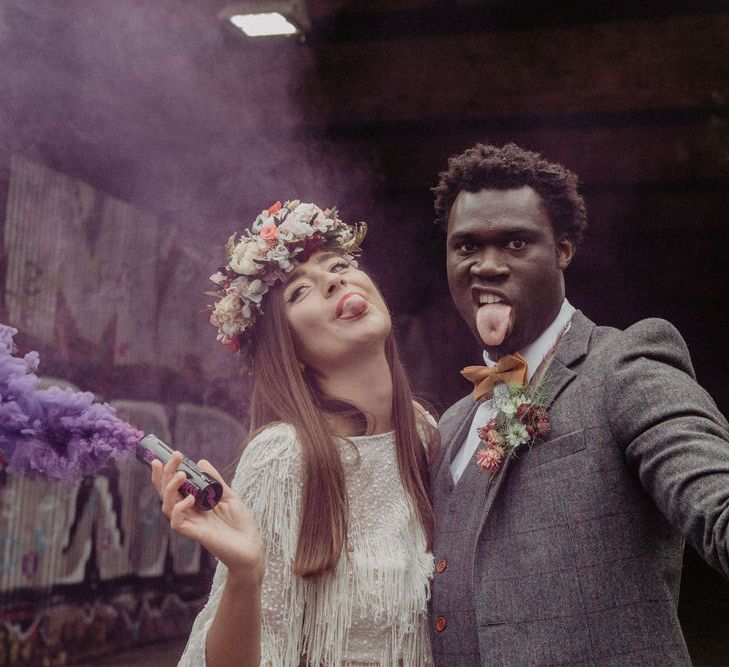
[541,362,577,410]
[542,309,593,404]
[432,396,479,496]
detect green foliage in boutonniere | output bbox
[475,384,551,474]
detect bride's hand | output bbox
[151,452,264,581]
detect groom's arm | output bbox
[605,318,729,577]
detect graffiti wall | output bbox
[0,156,249,665]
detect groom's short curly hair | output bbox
[432,142,587,246]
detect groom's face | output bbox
[446,186,574,357]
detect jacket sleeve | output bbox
[604,318,729,577]
[178,422,306,666]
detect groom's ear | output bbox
[556,235,574,269]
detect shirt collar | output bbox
[482,299,576,381]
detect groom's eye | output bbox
[458,242,478,253]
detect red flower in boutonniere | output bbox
[475,384,551,475]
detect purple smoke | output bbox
[0,324,142,481]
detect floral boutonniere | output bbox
[475,384,551,475]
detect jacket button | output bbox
[436,559,447,573]
[435,616,447,632]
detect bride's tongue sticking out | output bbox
[476,302,512,346]
[338,294,368,320]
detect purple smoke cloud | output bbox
[0,324,142,481]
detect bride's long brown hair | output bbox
[245,277,437,578]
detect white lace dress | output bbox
[178,422,434,666]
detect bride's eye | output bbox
[287,284,308,302]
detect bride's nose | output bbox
[323,272,346,295]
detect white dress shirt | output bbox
[450,299,576,484]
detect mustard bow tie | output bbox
[461,352,529,401]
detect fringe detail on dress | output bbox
[234,424,307,667]
[300,528,433,666]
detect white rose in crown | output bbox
[293,203,331,233]
[266,243,295,271]
[240,278,267,305]
[229,238,267,276]
[277,217,314,241]
[211,291,246,339]
[292,202,321,223]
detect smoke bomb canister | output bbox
[136,433,223,510]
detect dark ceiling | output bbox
[3,0,729,235]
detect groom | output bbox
[428,142,729,665]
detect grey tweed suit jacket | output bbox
[430,310,729,666]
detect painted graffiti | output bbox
[0,399,246,665]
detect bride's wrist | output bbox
[227,566,264,592]
[226,551,265,588]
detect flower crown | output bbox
[209,200,367,356]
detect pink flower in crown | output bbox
[259,223,279,248]
[476,446,505,472]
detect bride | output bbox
[151,200,438,666]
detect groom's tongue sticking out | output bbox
[476,300,512,348]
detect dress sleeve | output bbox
[420,410,438,429]
[412,400,439,448]
[178,423,306,666]
[604,318,729,577]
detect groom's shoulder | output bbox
[570,310,685,356]
[585,315,689,361]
